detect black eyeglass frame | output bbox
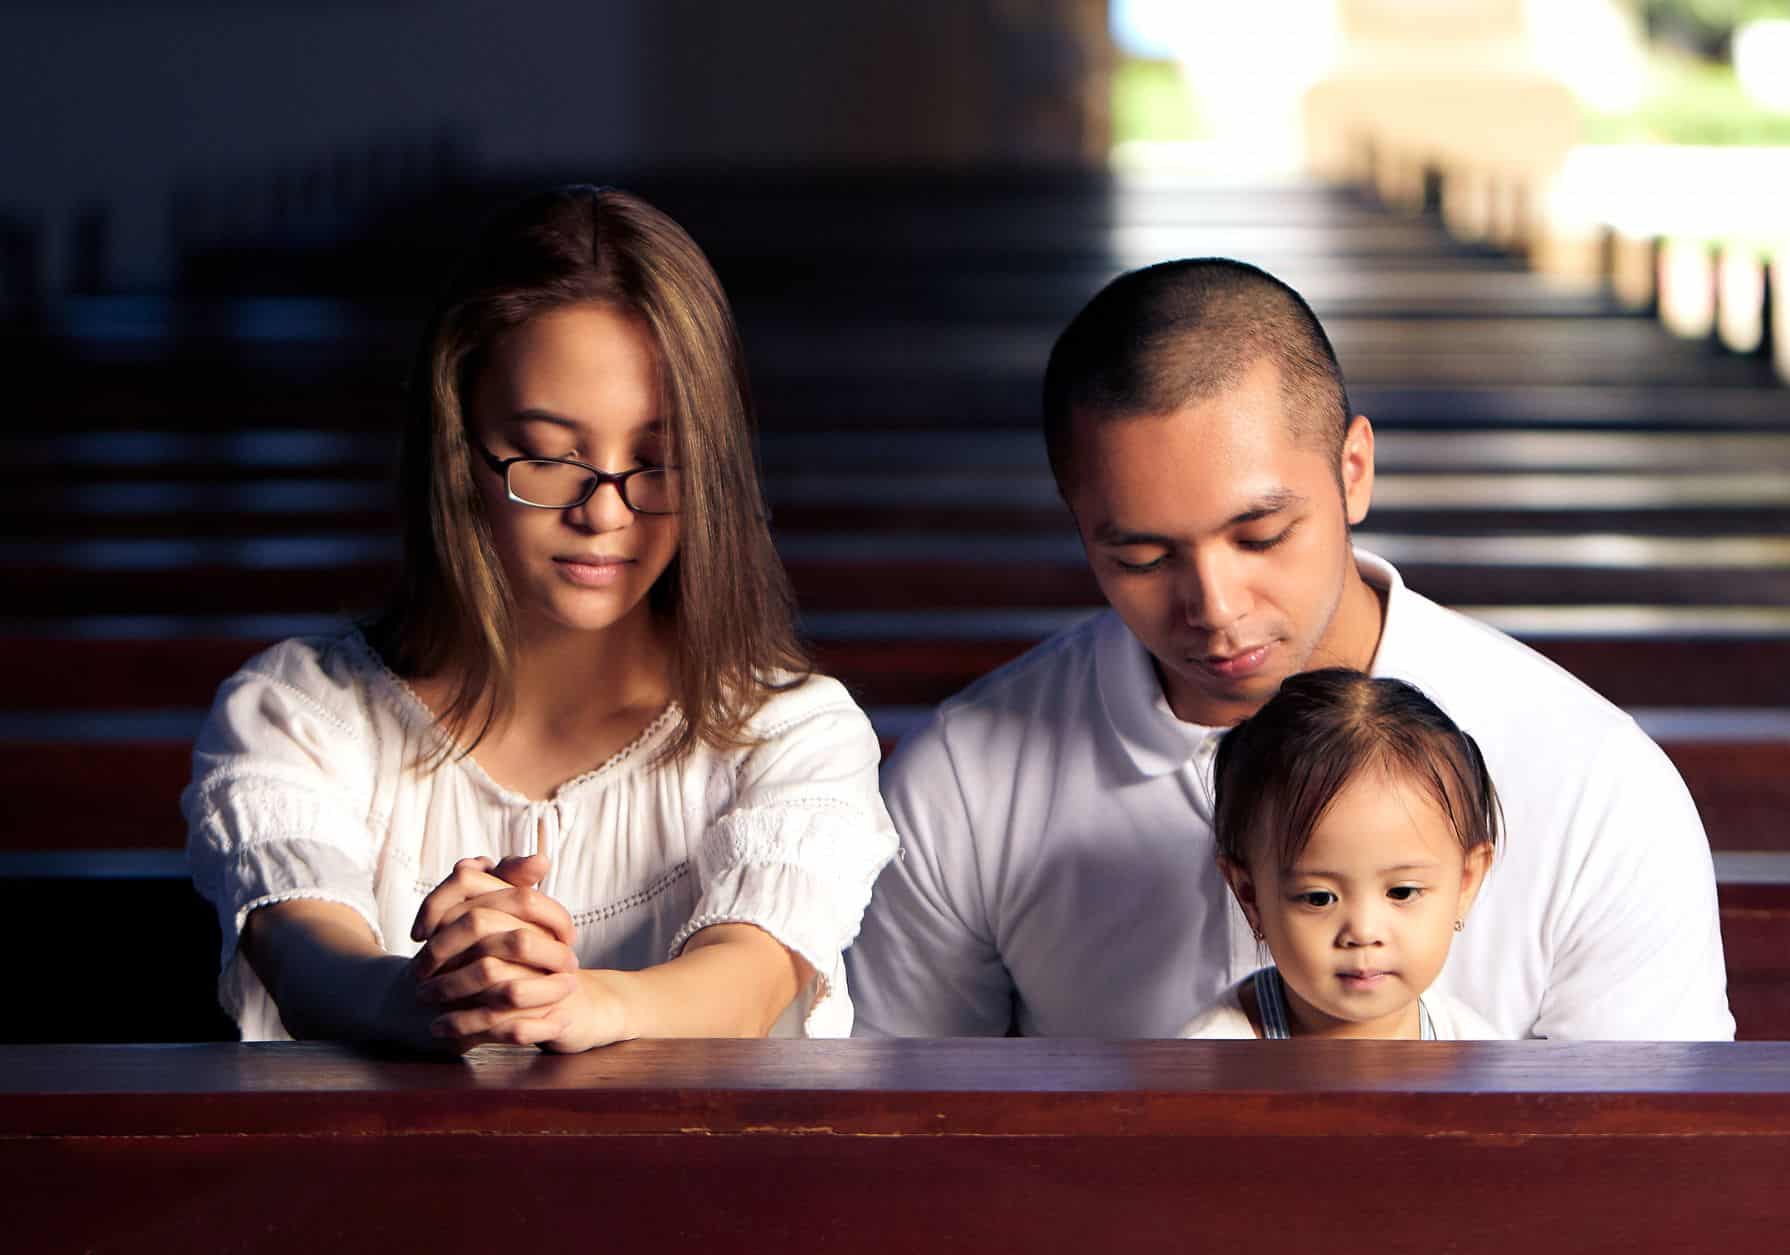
[473,441,680,515]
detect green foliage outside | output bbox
[1640,0,1790,43]
[1108,16,1790,151]
[1112,57,1208,145]
[1584,48,1790,145]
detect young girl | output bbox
[184,185,898,1052]
[1179,668,1506,1040]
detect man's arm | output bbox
[1532,724,1734,1040]
[847,716,1016,1036]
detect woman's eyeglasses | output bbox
[475,442,680,515]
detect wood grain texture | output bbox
[5,1041,1790,1254]
[7,1133,1789,1254]
[6,1040,1790,1136]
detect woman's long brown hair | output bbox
[367,184,809,766]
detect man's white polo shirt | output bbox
[847,550,1734,1040]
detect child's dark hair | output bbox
[1213,668,1502,871]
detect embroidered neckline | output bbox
[344,627,680,806]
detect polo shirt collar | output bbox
[1094,609,1223,779]
[1354,547,1408,677]
[1093,547,1410,779]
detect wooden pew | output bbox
[3,626,1789,855]
[7,168,1787,1052]
[7,728,1790,856]
[5,1039,1790,1252]
[9,544,1790,614]
[6,722,1789,858]
[11,628,1790,712]
[6,852,1788,1043]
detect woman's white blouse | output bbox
[183,630,899,1040]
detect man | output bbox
[847,258,1733,1039]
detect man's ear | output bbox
[1457,842,1493,921]
[1340,414,1375,527]
[1218,855,1262,935]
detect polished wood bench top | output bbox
[8,1039,1790,1136]
[9,1041,1790,1254]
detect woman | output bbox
[184,185,897,1051]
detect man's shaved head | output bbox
[1043,258,1351,490]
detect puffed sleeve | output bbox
[668,676,899,1037]
[181,637,382,1036]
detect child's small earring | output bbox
[1453,919,1464,933]
[1251,926,1265,942]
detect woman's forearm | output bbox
[241,899,443,1051]
[587,923,811,1041]
[249,905,809,1051]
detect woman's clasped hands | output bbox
[409,854,625,1053]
